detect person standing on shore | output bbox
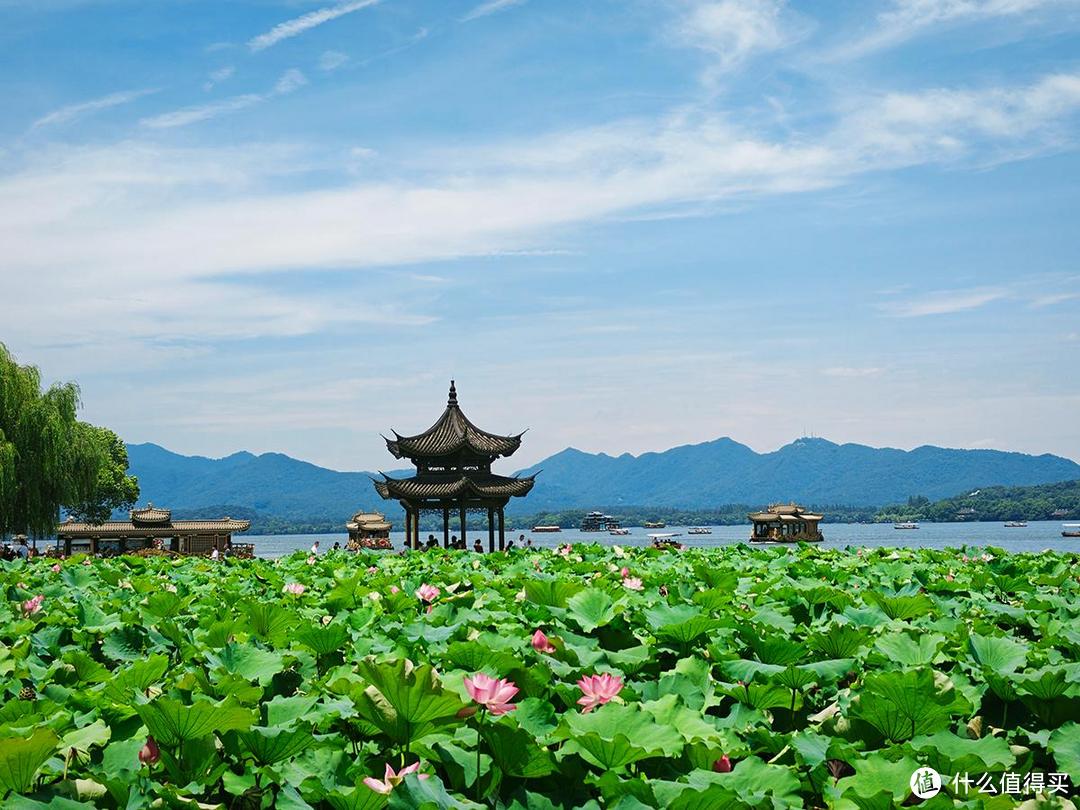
[310,540,320,556]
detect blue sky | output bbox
[2,0,1079,471]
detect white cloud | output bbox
[461,0,526,22]
[319,50,349,71]
[840,0,1065,57]
[32,88,158,129]
[203,65,235,92]
[881,287,1011,317]
[5,71,1080,343]
[248,0,380,52]
[824,367,885,377]
[141,69,307,129]
[673,0,794,75]
[274,68,308,95]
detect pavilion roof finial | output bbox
[448,379,458,407]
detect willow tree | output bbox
[0,344,112,536]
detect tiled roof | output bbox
[130,504,171,524]
[57,518,251,537]
[374,472,535,501]
[385,381,523,460]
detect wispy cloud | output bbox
[248,0,380,52]
[203,66,235,92]
[319,50,349,71]
[32,88,158,129]
[672,0,800,78]
[461,0,527,22]
[141,69,307,129]
[881,286,1011,317]
[824,366,885,377]
[838,0,1064,58]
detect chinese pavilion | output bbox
[56,504,252,556]
[748,503,824,543]
[346,511,393,550]
[373,381,535,551]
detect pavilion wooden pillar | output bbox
[413,509,421,549]
[498,507,506,551]
[459,504,467,548]
[405,509,413,550]
[487,507,495,553]
[443,509,450,548]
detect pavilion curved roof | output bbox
[385,381,524,459]
[374,472,536,501]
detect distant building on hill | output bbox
[56,504,251,557]
[748,503,824,543]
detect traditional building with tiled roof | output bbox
[56,504,252,557]
[374,381,535,551]
[748,503,824,543]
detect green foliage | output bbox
[1,542,1079,806]
[62,424,139,525]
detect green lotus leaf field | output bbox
[2,543,1079,807]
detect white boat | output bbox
[532,525,561,533]
[608,527,630,536]
[1063,524,1080,538]
[687,527,712,535]
[894,522,919,530]
[1004,521,1027,528]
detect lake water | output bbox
[249,520,1080,558]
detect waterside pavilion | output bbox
[748,503,824,542]
[56,505,252,556]
[373,381,535,551]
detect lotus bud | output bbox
[139,736,160,766]
[712,755,732,772]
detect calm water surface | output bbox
[249,521,1080,558]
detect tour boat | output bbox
[648,532,683,548]
[643,521,666,529]
[1063,524,1080,538]
[687,527,712,535]
[608,527,630,536]
[581,512,620,532]
[1004,521,1028,528]
[532,525,561,533]
[894,522,919,530]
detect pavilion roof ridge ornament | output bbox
[448,379,458,407]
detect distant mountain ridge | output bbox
[124,438,1080,529]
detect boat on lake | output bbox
[581,511,618,531]
[1004,521,1028,528]
[609,527,630,536]
[648,532,683,549]
[687,527,712,534]
[1064,524,1080,538]
[532,525,561,533]
[894,522,920,530]
[749,503,824,543]
[643,520,666,529]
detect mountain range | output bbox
[125,438,1080,528]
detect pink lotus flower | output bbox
[390,585,400,594]
[464,673,519,715]
[363,762,428,794]
[620,567,630,578]
[623,577,643,591]
[139,736,160,766]
[713,754,732,773]
[531,629,556,654]
[51,564,61,573]
[282,582,305,595]
[22,595,44,616]
[577,673,623,713]
[367,566,379,575]
[306,556,316,565]
[415,584,440,603]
